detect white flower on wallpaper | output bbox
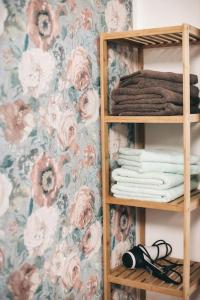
[81,221,102,258]
[40,97,78,152]
[109,124,129,161]
[0,0,8,36]
[105,0,127,32]
[111,239,132,269]
[24,206,58,257]
[61,250,81,291]
[18,48,55,98]
[77,89,100,125]
[0,173,12,217]
[0,99,35,144]
[65,46,91,91]
[45,241,82,291]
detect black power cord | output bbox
[137,240,183,285]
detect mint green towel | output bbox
[119,148,200,164]
[117,158,200,175]
[111,180,198,202]
[112,168,184,189]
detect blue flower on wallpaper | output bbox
[0,0,136,299]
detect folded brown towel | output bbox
[119,77,199,98]
[112,86,200,106]
[112,103,200,116]
[120,70,198,85]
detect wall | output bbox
[133,0,200,299]
[0,0,135,299]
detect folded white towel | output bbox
[119,148,200,164]
[112,168,184,189]
[117,158,200,175]
[111,180,198,202]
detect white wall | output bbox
[133,1,200,299]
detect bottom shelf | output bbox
[108,258,200,297]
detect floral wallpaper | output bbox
[0,0,136,299]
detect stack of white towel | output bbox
[111,148,200,202]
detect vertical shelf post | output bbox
[100,35,111,300]
[137,47,146,300]
[182,24,191,300]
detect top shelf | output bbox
[101,24,200,49]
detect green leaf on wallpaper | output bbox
[28,198,34,216]
[35,285,43,295]
[34,256,45,268]
[1,155,13,168]
[61,26,68,40]
[64,173,70,187]
[29,128,37,137]
[24,34,29,51]
[10,72,20,88]
[16,241,25,255]
[16,214,26,226]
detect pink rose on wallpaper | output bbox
[77,89,100,125]
[0,100,34,144]
[57,110,78,153]
[86,275,98,299]
[83,145,96,168]
[65,46,91,91]
[61,251,82,291]
[81,221,102,258]
[109,124,128,161]
[8,263,40,300]
[111,207,132,242]
[31,153,63,207]
[81,8,93,30]
[0,248,4,270]
[70,186,94,229]
[105,0,127,32]
[24,206,58,257]
[26,0,59,50]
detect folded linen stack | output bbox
[111,148,200,202]
[111,70,200,116]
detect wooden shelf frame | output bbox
[100,24,200,300]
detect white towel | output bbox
[117,158,200,175]
[111,180,198,202]
[119,148,200,164]
[112,168,184,189]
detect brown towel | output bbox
[112,103,200,116]
[112,86,200,106]
[120,70,198,85]
[119,77,199,98]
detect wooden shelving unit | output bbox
[100,24,200,300]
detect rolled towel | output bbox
[111,179,198,202]
[118,148,200,164]
[120,70,198,85]
[112,168,184,189]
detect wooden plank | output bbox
[100,34,111,300]
[104,115,185,123]
[101,25,183,40]
[189,24,200,38]
[182,23,191,300]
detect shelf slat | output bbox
[101,24,200,49]
[106,190,200,212]
[108,258,200,297]
[104,114,200,124]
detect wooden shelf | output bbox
[109,258,200,298]
[107,190,200,212]
[102,24,200,49]
[104,114,200,124]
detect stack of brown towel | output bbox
[111,70,200,116]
